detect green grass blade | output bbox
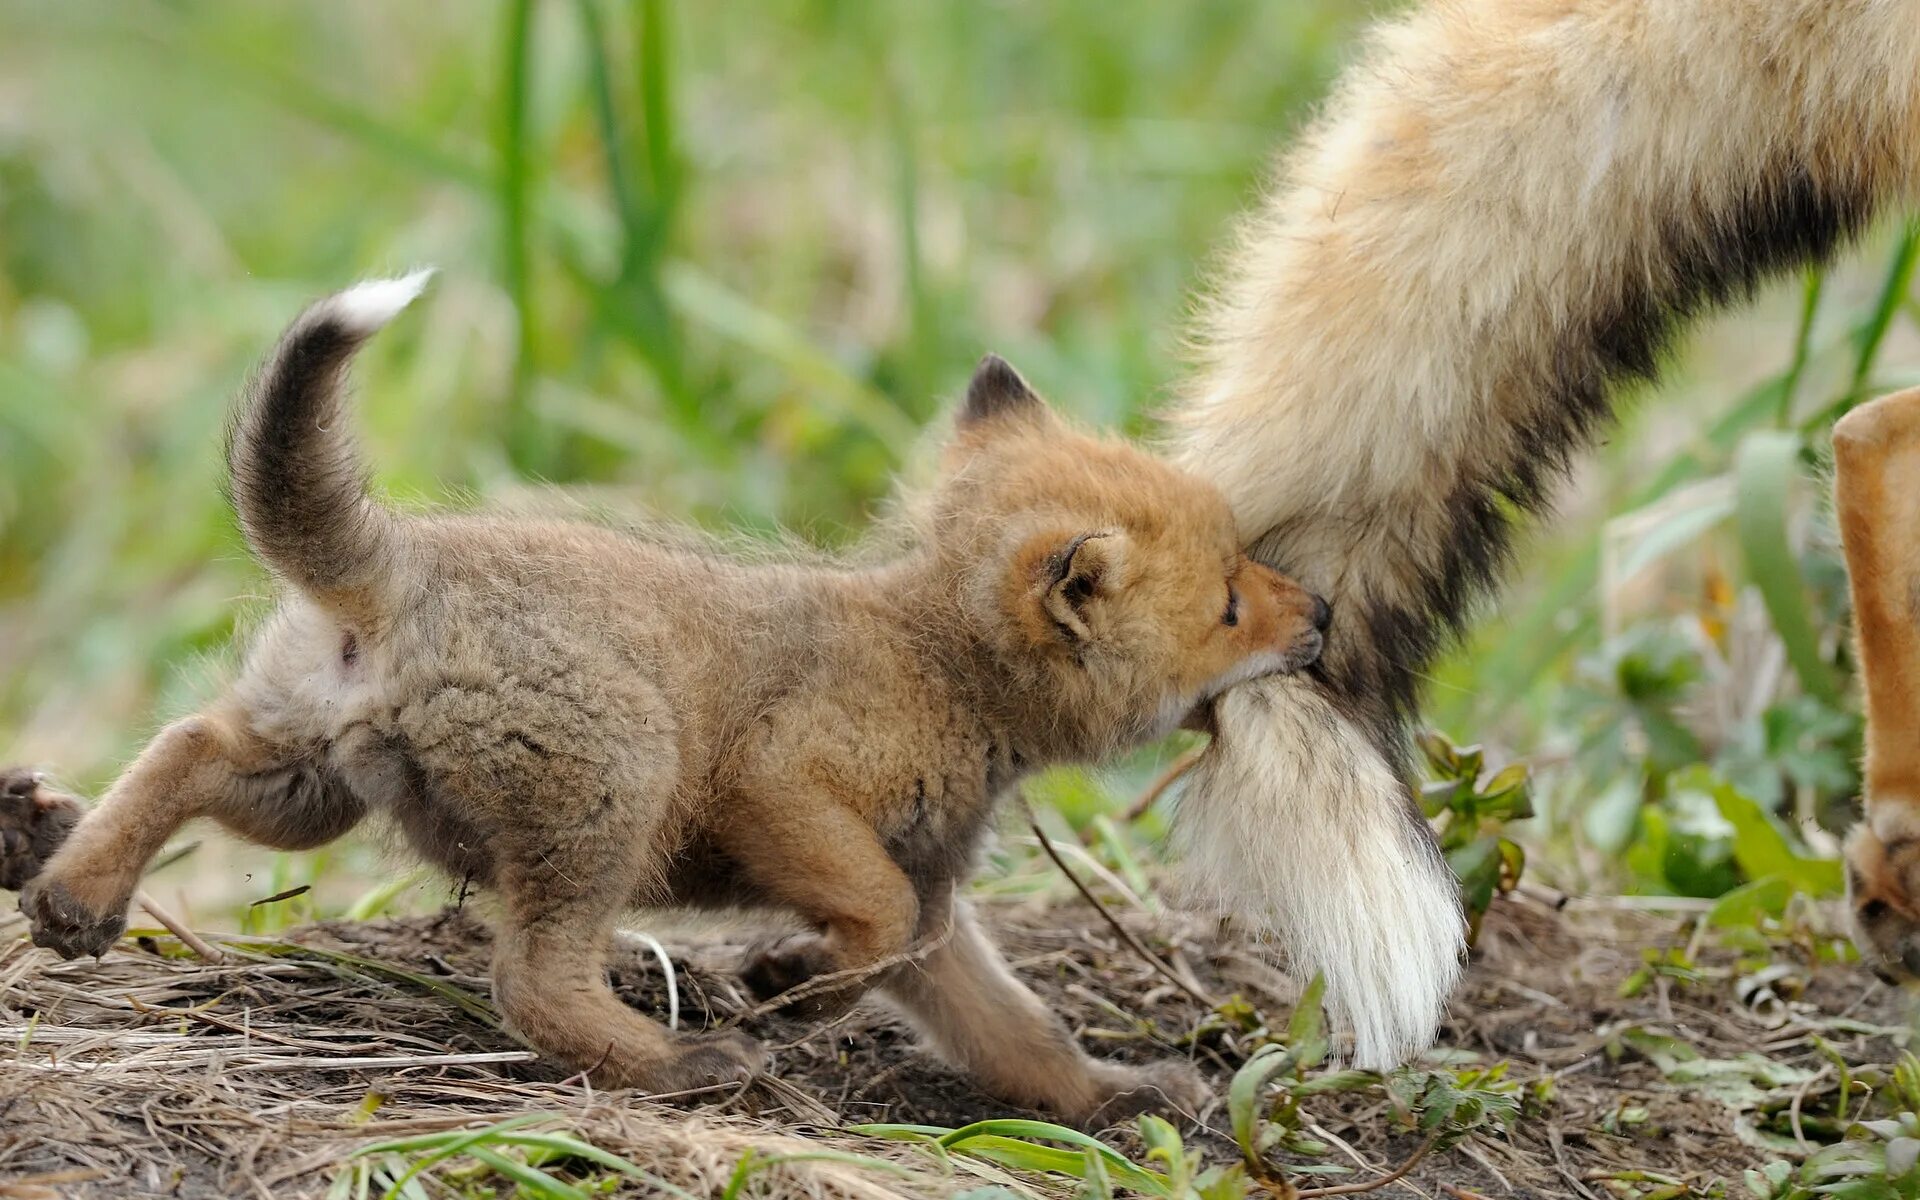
[463,1145,588,1200]
[1776,267,1826,426]
[226,938,504,1030]
[493,1131,701,1199]
[1849,222,1920,399]
[498,0,545,473]
[343,870,429,922]
[1803,221,1920,431]
[353,1115,551,1158]
[635,0,679,229]
[1732,430,1841,703]
[663,263,921,454]
[573,0,643,238]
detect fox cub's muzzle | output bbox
[1239,560,1328,674]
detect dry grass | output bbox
[1,893,1913,1198]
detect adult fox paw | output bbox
[0,768,82,893]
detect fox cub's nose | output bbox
[1309,594,1332,633]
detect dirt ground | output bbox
[1,890,1913,1199]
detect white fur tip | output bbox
[1175,681,1467,1070]
[322,268,436,334]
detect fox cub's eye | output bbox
[1221,585,1239,627]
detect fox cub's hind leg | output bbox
[409,675,764,1092]
[883,894,1207,1127]
[17,703,364,958]
[490,865,765,1091]
[487,836,764,1091]
[1834,386,1920,982]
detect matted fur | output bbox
[1166,0,1920,1066]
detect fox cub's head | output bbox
[928,355,1328,752]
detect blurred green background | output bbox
[1,1,1916,928]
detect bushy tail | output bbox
[1165,0,1920,1065]
[229,271,433,618]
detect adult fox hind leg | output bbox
[1833,386,1920,981]
[17,702,364,958]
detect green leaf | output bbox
[1286,972,1331,1071]
[1707,877,1794,929]
[1684,769,1844,897]
[1227,1045,1293,1164]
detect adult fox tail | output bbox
[1165,0,1920,1067]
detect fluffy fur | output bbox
[1165,0,1920,1066]
[15,287,1331,1124]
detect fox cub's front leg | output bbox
[723,799,920,1018]
[1834,386,1920,982]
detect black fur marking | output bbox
[961,353,1043,423]
[1319,167,1877,770]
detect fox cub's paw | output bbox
[739,933,866,1020]
[1079,1059,1210,1129]
[22,875,129,960]
[0,768,82,893]
[648,1030,766,1092]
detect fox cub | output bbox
[1834,387,1920,986]
[11,272,1328,1123]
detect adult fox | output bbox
[1163,0,1920,1067]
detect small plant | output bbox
[1384,1062,1524,1146]
[1419,732,1534,941]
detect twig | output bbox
[723,920,955,1025]
[134,888,224,963]
[1122,747,1204,822]
[1026,813,1217,1008]
[1297,1134,1439,1197]
[1788,1063,1833,1154]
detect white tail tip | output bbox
[321,268,437,334]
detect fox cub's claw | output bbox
[740,933,865,1020]
[0,768,82,893]
[22,876,128,959]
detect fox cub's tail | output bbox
[229,271,433,618]
[1167,0,1920,1066]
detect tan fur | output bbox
[1161,0,1920,1066]
[1835,387,1920,982]
[14,297,1326,1124]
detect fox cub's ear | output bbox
[961,354,1046,426]
[1014,529,1125,646]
